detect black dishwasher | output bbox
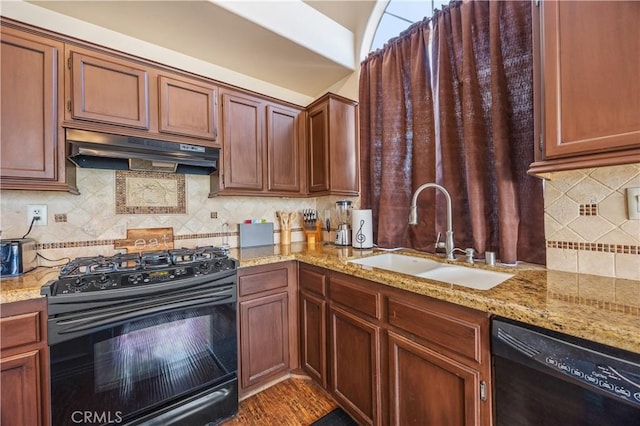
[492,318,640,426]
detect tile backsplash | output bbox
[2,164,638,279]
[0,168,355,263]
[544,163,640,279]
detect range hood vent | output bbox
[66,129,219,175]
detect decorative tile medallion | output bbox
[116,171,186,214]
[579,204,598,216]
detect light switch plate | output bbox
[626,187,640,220]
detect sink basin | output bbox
[348,253,442,275]
[416,265,513,290]
[348,253,513,290]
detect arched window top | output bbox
[369,0,450,52]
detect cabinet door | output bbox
[1,350,42,426]
[221,91,264,190]
[328,97,359,195]
[541,1,639,159]
[388,331,484,426]
[68,48,149,129]
[158,74,218,141]
[239,292,289,389]
[300,290,327,388]
[1,29,60,181]
[267,104,301,192]
[329,305,381,426]
[307,102,330,193]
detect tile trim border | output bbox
[36,228,305,250]
[547,241,639,255]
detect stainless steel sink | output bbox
[348,253,513,290]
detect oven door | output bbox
[48,274,237,426]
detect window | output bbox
[370,0,450,52]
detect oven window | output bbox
[50,304,236,425]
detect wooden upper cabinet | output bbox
[221,90,264,190]
[66,46,222,147]
[158,74,218,141]
[0,24,76,192]
[307,93,359,196]
[308,102,330,193]
[217,88,305,196]
[267,104,301,193]
[67,47,149,129]
[530,0,640,175]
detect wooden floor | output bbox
[221,377,338,426]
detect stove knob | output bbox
[72,277,86,287]
[99,274,110,283]
[200,262,210,272]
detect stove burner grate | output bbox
[58,246,230,278]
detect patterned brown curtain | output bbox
[359,0,545,264]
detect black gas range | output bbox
[43,245,237,296]
[42,246,240,426]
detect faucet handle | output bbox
[435,232,446,252]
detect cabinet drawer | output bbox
[0,311,41,351]
[299,265,327,296]
[238,265,289,297]
[387,297,483,363]
[329,274,380,320]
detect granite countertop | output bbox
[2,243,639,354]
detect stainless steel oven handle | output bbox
[50,293,233,344]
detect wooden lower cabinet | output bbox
[240,291,290,389]
[237,262,298,397]
[329,305,381,426]
[298,264,328,388]
[299,290,327,387]
[299,265,492,426]
[0,298,50,426]
[388,331,483,426]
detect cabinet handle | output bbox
[67,57,72,69]
[67,101,72,112]
[480,380,487,401]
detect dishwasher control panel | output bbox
[543,355,640,404]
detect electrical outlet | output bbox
[27,204,48,226]
[627,187,640,220]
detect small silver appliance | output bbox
[334,200,352,246]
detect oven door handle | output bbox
[49,293,233,345]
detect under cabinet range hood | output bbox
[66,129,219,175]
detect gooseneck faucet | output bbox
[409,183,456,261]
